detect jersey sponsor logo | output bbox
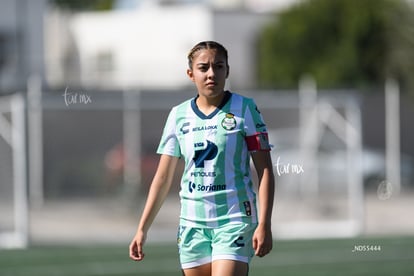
[192,125,217,132]
[188,181,196,193]
[190,171,216,177]
[180,123,217,134]
[193,140,218,168]
[188,181,227,193]
[221,113,237,130]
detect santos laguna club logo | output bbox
[221,113,237,130]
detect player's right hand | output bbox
[129,230,146,261]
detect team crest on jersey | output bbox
[221,113,237,130]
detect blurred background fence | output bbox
[1,0,414,249]
[1,85,414,248]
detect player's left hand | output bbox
[252,223,273,257]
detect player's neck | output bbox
[196,91,225,115]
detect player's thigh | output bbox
[212,259,249,276]
[178,226,212,269]
[182,263,211,276]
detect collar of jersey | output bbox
[191,90,232,120]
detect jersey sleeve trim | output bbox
[156,107,181,157]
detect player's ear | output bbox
[187,69,195,82]
[226,65,230,78]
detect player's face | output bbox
[187,49,229,100]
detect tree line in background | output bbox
[50,0,114,11]
[258,0,414,94]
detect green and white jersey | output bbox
[157,91,270,228]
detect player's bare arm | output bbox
[129,154,179,261]
[251,150,275,257]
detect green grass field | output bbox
[1,236,414,276]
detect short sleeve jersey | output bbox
[157,91,270,228]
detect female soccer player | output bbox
[129,41,275,276]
